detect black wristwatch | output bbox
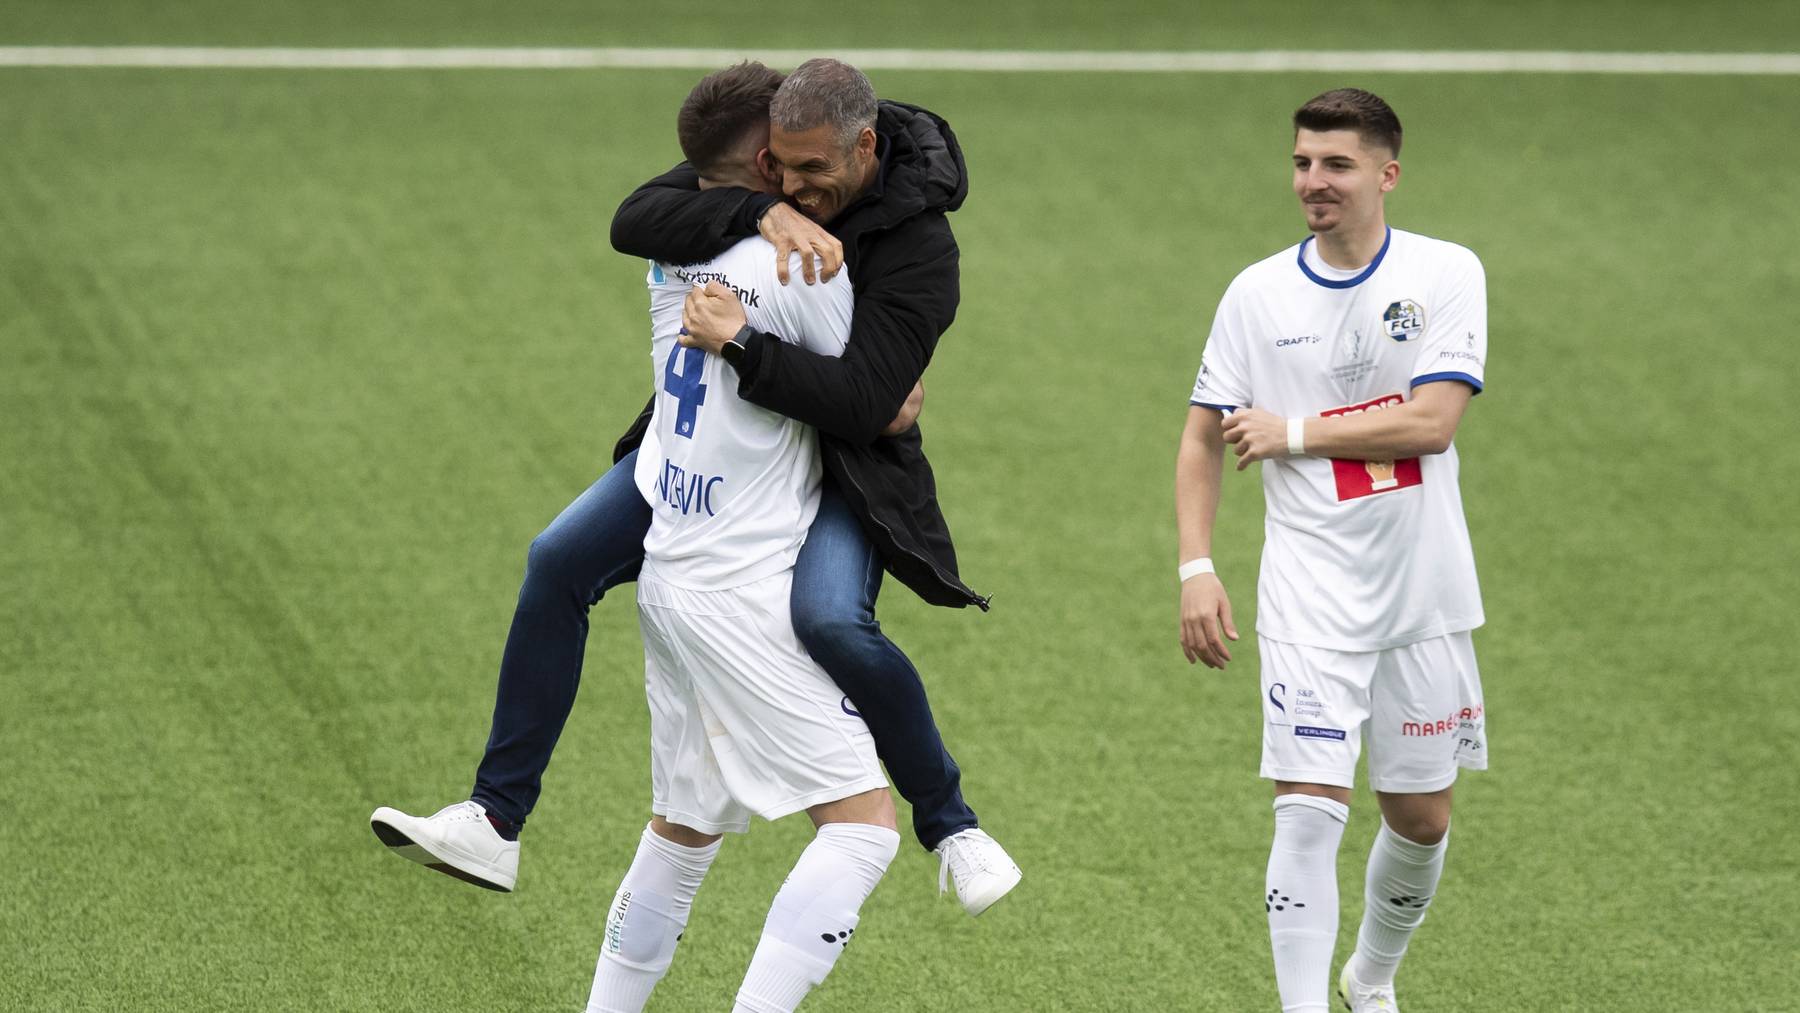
[720,324,753,366]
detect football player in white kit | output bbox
[1174,89,1488,1013]
[584,64,898,1013]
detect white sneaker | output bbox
[370,800,519,892]
[1338,960,1400,1012]
[934,828,1021,917]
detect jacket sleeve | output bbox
[734,216,959,444]
[609,163,780,263]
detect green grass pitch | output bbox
[4,3,1798,1010]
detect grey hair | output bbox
[768,58,877,151]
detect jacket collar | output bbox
[828,101,967,239]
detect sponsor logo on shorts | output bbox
[1402,705,1484,737]
[1265,682,1293,727]
[840,696,862,718]
[1294,725,1346,741]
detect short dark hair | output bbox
[677,62,786,176]
[1293,88,1403,157]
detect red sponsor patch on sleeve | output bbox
[1322,394,1423,501]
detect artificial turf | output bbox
[4,6,1798,1010]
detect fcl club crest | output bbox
[1383,299,1425,341]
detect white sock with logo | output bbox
[586,823,721,1013]
[1347,819,1449,987]
[1267,794,1349,1013]
[731,822,900,1013]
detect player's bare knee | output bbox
[1274,781,1352,806]
[807,787,896,831]
[650,815,722,849]
[1376,791,1452,845]
[1389,814,1449,846]
[862,787,897,830]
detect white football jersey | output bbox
[634,238,853,590]
[1191,227,1487,651]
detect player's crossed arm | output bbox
[1219,408,1292,471]
[1221,382,1474,469]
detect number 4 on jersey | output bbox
[663,345,708,438]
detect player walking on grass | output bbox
[1174,89,1489,1013]
[574,64,895,1013]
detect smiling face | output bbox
[768,122,878,222]
[1291,127,1399,236]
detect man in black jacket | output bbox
[373,59,1019,918]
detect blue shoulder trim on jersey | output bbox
[1411,371,1484,394]
[1296,227,1391,289]
[1190,400,1238,412]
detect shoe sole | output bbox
[370,812,514,892]
[960,866,1022,918]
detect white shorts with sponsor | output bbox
[636,568,887,834]
[1259,631,1487,793]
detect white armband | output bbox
[1287,417,1306,456]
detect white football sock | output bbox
[731,822,900,1013]
[586,823,721,1013]
[1267,794,1349,1013]
[1347,819,1448,987]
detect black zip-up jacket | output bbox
[608,101,986,610]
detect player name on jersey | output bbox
[635,238,854,592]
[652,458,724,517]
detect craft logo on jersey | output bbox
[1321,394,1423,501]
[1382,299,1425,342]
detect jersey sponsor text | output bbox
[1322,393,1423,501]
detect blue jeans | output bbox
[471,450,978,850]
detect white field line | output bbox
[0,46,1798,74]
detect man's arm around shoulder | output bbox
[610,162,777,264]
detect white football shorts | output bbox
[1258,631,1487,793]
[636,569,887,834]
